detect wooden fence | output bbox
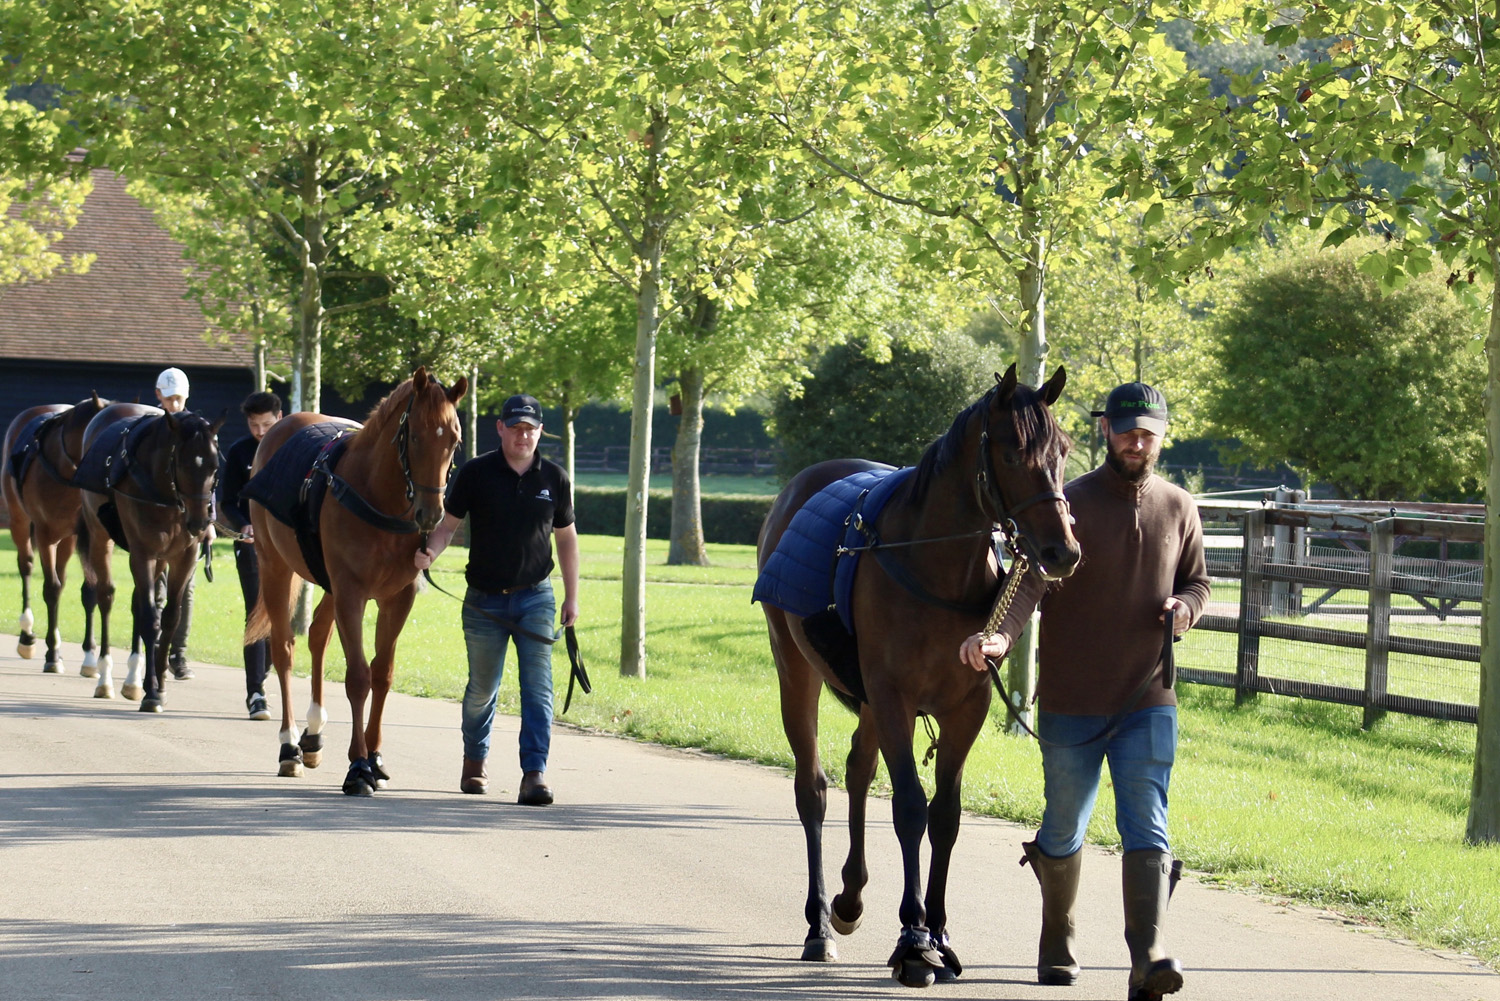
[1183,501,1484,727]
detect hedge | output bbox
[572,486,774,546]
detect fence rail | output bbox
[1182,501,1484,727]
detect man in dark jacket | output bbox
[217,391,282,720]
[961,382,1210,1001]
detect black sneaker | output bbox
[169,655,195,681]
[247,692,270,720]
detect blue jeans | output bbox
[1036,706,1177,857]
[460,581,557,773]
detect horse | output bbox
[76,403,224,708]
[755,364,1080,987]
[3,394,112,673]
[245,366,466,796]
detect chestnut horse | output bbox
[77,403,223,708]
[757,365,1080,986]
[246,367,466,796]
[3,394,110,672]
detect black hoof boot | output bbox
[342,759,377,796]
[367,751,390,790]
[887,927,944,988]
[933,931,963,982]
[299,731,324,769]
[278,742,304,778]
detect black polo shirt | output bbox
[444,449,575,594]
[218,435,259,531]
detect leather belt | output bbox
[500,579,543,594]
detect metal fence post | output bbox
[1236,507,1266,705]
[1363,518,1393,729]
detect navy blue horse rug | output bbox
[753,466,913,703]
[240,421,357,591]
[7,411,63,486]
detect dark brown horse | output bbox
[246,367,466,796]
[77,403,224,708]
[757,365,1080,986]
[3,395,111,673]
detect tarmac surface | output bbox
[2,633,1497,1001]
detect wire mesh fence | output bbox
[1180,500,1483,730]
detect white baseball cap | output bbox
[156,367,190,398]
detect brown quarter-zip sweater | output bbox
[999,462,1211,716]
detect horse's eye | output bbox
[1002,450,1023,467]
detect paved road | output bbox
[1,635,1496,1001]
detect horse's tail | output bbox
[244,589,272,645]
[75,511,97,589]
[824,681,863,716]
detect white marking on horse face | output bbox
[193,456,203,468]
[436,427,444,437]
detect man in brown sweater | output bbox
[961,381,1211,1001]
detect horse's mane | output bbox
[362,380,419,437]
[905,381,1063,507]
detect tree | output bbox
[772,331,1008,476]
[1150,0,1500,841]
[0,102,93,290]
[1206,240,1483,499]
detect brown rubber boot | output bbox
[1122,849,1184,1001]
[1021,839,1082,985]
[460,757,488,795]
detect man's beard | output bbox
[1105,444,1158,482]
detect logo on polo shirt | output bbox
[537,488,552,500]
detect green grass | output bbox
[3,532,1499,967]
[571,471,782,495]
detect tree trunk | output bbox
[255,339,267,393]
[620,108,669,679]
[559,378,578,487]
[1008,30,1053,735]
[298,142,326,414]
[1468,274,1500,843]
[668,364,709,566]
[466,363,479,464]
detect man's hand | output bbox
[241,524,254,543]
[560,597,579,628]
[1159,596,1189,636]
[959,632,1011,673]
[413,546,435,571]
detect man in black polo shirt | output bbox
[414,393,580,805]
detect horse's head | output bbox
[982,364,1080,581]
[404,365,469,534]
[162,410,225,538]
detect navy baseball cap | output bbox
[501,394,543,428]
[1092,382,1168,435]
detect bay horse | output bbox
[246,367,466,796]
[3,394,110,673]
[77,403,224,708]
[757,364,1080,986]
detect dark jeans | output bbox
[153,566,194,657]
[235,541,269,697]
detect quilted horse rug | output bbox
[239,421,357,591]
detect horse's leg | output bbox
[360,584,415,790]
[76,528,100,675]
[923,695,990,982]
[150,554,194,711]
[133,555,165,712]
[14,510,37,659]
[831,703,880,936]
[768,612,837,961]
[870,695,943,988]
[299,593,336,769]
[85,528,122,699]
[39,537,65,673]
[331,588,377,796]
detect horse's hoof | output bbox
[121,684,143,701]
[299,731,324,770]
[278,743,304,778]
[42,660,61,674]
[80,662,97,679]
[367,752,390,790]
[139,697,164,713]
[893,959,936,988]
[342,760,377,796]
[17,640,35,660]
[801,936,837,962]
[93,684,115,699]
[830,895,863,936]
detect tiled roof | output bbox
[0,168,252,368]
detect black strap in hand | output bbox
[1162,606,1177,690]
[562,626,591,714]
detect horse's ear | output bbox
[163,411,178,431]
[1041,366,1066,406]
[211,409,228,435]
[448,376,469,405]
[994,364,1018,402]
[412,365,430,391]
[91,390,102,408]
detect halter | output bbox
[392,382,448,509]
[973,422,1068,546]
[114,417,215,514]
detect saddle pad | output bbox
[7,412,59,485]
[73,415,155,495]
[753,466,912,633]
[240,422,357,590]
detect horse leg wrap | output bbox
[367,751,389,789]
[19,608,34,634]
[342,758,377,797]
